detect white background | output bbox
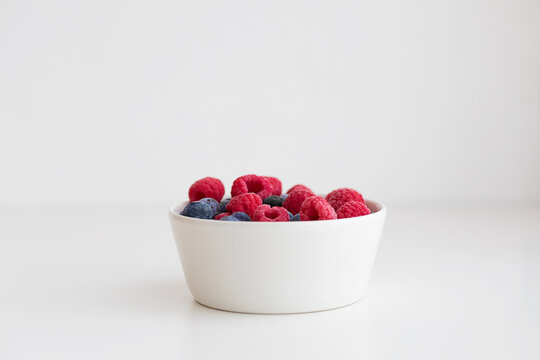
[1,1,540,359]
[1,0,539,205]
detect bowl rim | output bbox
[169,199,386,226]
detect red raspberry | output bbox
[264,176,282,196]
[325,188,365,211]
[188,177,225,202]
[231,174,273,200]
[226,193,262,218]
[214,212,231,220]
[336,201,371,218]
[282,190,313,215]
[300,196,337,221]
[286,184,314,194]
[253,205,290,222]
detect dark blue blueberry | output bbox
[182,201,213,219]
[231,212,252,221]
[280,194,288,201]
[291,214,301,221]
[219,198,231,213]
[221,215,240,221]
[288,211,293,220]
[263,195,284,207]
[199,198,220,216]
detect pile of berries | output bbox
[180,175,371,222]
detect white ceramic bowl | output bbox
[169,199,386,314]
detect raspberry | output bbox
[286,184,314,194]
[226,193,262,218]
[253,205,290,222]
[231,174,273,200]
[336,201,371,218]
[188,177,225,202]
[282,190,313,215]
[264,176,282,196]
[214,212,231,220]
[300,196,337,221]
[326,188,365,211]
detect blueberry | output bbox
[221,215,240,221]
[219,198,231,213]
[280,194,288,201]
[288,211,293,220]
[263,195,284,207]
[182,201,213,219]
[199,198,220,216]
[291,214,301,221]
[231,212,252,221]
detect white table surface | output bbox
[1,203,539,360]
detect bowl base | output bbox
[193,297,364,315]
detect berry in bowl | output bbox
[169,175,386,314]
